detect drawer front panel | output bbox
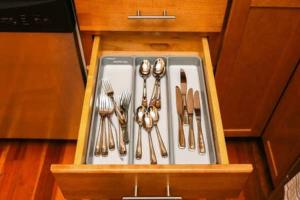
[51,164,252,199]
[75,0,227,32]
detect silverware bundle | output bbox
[95,79,132,157]
[135,58,168,164]
[176,69,206,153]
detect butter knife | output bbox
[194,90,205,153]
[187,88,195,150]
[176,86,186,148]
[180,69,188,124]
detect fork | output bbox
[102,80,125,123]
[120,91,132,143]
[95,95,110,156]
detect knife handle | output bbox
[182,94,188,124]
[178,116,186,148]
[196,116,205,153]
[188,115,195,150]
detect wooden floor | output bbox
[0,138,272,200]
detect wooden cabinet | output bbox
[74,0,227,32]
[215,0,300,137]
[51,33,252,199]
[0,33,84,139]
[263,62,300,186]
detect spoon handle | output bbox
[136,126,142,159]
[95,117,102,156]
[107,117,115,150]
[154,125,168,157]
[100,117,108,156]
[149,80,158,107]
[148,132,157,164]
[142,79,148,107]
[155,81,161,109]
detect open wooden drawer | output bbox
[51,33,253,199]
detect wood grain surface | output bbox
[74,0,227,32]
[263,62,300,186]
[0,33,85,139]
[216,4,300,137]
[0,139,271,199]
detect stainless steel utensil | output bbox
[187,88,195,150]
[194,90,205,153]
[149,106,168,157]
[150,58,166,109]
[120,91,132,143]
[116,95,127,155]
[106,98,115,150]
[176,86,185,148]
[102,79,124,120]
[95,95,110,156]
[135,106,145,159]
[139,60,151,107]
[180,69,188,124]
[143,111,157,164]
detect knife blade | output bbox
[193,90,205,153]
[180,69,188,124]
[187,88,195,150]
[176,86,186,148]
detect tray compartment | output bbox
[86,56,135,164]
[167,56,216,164]
[133,57,171,164]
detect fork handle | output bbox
[107,117,115,150]
[119,125,127,155]
[100,117,108,156]
[95,118,102,156]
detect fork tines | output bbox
[102,79,114,96]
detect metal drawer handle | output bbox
[128,10,176,19]
[122,185,182,200]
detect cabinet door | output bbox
[215,1,300,136]
[263,62,300,186]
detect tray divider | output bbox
[166,57,175,164]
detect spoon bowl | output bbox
[143,111,157,164]
[139,59,151,78]
[153,58,166,79]
[148,106,168,157]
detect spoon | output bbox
[139,59,151,107]
[149,106,168,157]
[151,58,166,109]
[135,106,145,159]
[143,111,157,164]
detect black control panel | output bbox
[0,0,76,32]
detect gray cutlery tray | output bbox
[86,56,216,165]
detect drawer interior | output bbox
[75,32,229,165]
[51,32,253,199]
